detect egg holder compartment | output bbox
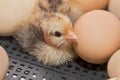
[0,36,108,80]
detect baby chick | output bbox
[37,0,85,24]
[14,12,77,65]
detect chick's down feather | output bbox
[14,13,77,65]
[37,0,85,24]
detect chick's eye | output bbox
[54,31,62,37]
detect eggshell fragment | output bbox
[73,10,120,64]
[0,46,9,80]
[108,0,120,19]
[0,0,36,36]
[107,49,120,78]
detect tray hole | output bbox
[9,65,14,70]
[29,79,33,80]
[5,45,9,48]
[61,77,66,80]
[66,64,72,68]
[101,74,106,78]
[19,49,24,53]
[12,61,17,64]
[31,59,36,62]
[16,68,22,72]
[33,73,37,78]
[56,66,61,69]
[24,56,29,59]
[24,70,30,75]
[83,70,88,73]
[42,76,47,80]
[16,54,21,57]
[72,71,77,74]
[92,72,97,76]
[19,76,26,80]
[20,64,25,67]
[12,47,17,51]
[64,69,69,72]
[42,78,46,80]
[6,72,9,76]
[12,74,18,78]
[9,51,13,54]
[28,66,33,69]
[75,67,80,71]
[36,69,38,71]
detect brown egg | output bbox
[73,10,120,64]
[0,46,9,80]
[108,0,120,19]
[107,49,120,78]
[108,78,120,80]
[67,0,109,24]
[0,0,36,36]
[77,0,109,11]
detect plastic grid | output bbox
[0,37,108,80]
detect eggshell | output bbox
[107,49,120,78]
[0,46,9,80]
[0,0,36,36]
[108,78,120,80]
[68,0,109,24]
[77,0,109,11]
[73,10,120,64]
[108,0,120,19]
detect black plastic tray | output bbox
[0,37,108,80]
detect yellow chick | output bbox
[14,12,77,65]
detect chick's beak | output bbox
[65,31,77,41]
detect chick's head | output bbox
[41,13,77,49]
